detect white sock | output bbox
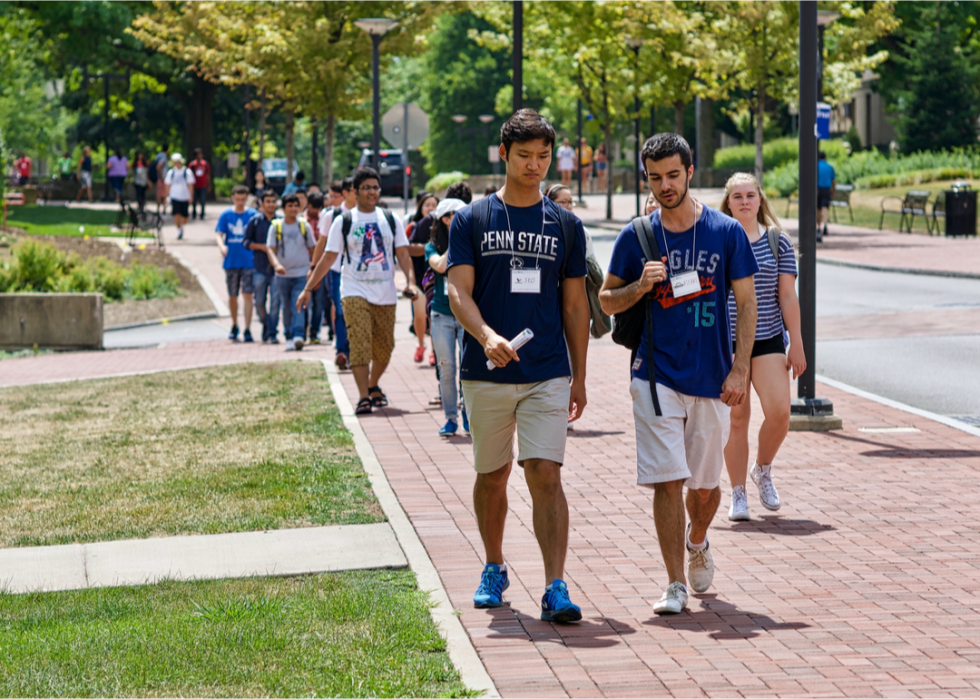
[687,533,707,550]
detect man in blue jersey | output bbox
[600,133,759,615]
[215,184,258,342]
[447,109,591,623]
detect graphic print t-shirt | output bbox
[446,195,588,384]
[216,207,258,270]
[607,206,758,398]
[326,208,408,305]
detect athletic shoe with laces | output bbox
[686,523,715,593]
[540,579,582,623]
[750,462,781,510]
[439,420,458,436]
[228,325,239,341]
[653,581,688,615]
[728,484,749,521]
[413,345,425,363]
[335,352,348,370]
[243,328,253,343]
[473,563,509,608]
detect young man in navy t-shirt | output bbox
[447,109,591,623]
[600,133,758,615]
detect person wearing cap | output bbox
[426,198,468,436]
[164,152,195,240]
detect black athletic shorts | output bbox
[817,187,833,209]
[732,333,785,359]
[172,199,190,217]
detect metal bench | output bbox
[879,189,931,233]
[829,184,854,223]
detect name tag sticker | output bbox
[511,268,541,294]
[670,270,701,298]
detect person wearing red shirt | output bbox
[15,154,32,186]
[189,147,212,221]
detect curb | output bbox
[816,256,980,280]
[167,247,230,317]
[104,311,219,332]
[322,359,499,698]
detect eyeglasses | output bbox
[358,185,381,192]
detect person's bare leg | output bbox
[752,353,791,466]
[474,462,513,565]
[412,295,426,350]
[653,480,687,585]
[523,459,568,584]
[724,362,753,487]
[686,487,721,546]
[243,293,253,328]
[351,365,370,401]
[228,295,239,328]
[368,357,389,388]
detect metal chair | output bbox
[879,190,931,233]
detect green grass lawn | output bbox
[0,570,471,697]
[3,204,152,237]
[0,362,383,547]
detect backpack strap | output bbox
[381,208,397,237]
[469,196,493,274]
[341,210,353,263]
[767,227,780,264]
[555,204,577,280]
[631,215,663,417]
[272,218,283,254]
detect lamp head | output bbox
[478,115,494,124]
[452,114,467,125]
[354,18,399,36]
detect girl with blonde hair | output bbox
[719,173,806,521]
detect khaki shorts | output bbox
[342,296,396,367]
[461,377,570,474]
[630,378,731,491]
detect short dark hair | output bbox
[294,170,305,182]
[353,167,380,190]
[282,193,301,207]
[415,189,431,204]
[818,151,827,160]
[341,176,354,192]
[307,191,324,209]
[330,180,343,194]
[231,184,249,196]
[500,109,556,156]
[261,190,278,202]
[484,184,498,196]
[641,133,692,172]
[446,180,472,204]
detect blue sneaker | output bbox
[473,563,509,608]
[439,420,458,436]
[541,579,582,623]
[461,408,470,435]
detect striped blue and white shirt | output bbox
[728,230,797,342]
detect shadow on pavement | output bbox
[485,607,635,648]
[723,516,835,536]
[824,431,980,459]
[645,594,810,640]
[567,429,626,438]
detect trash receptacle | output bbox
[944,187,977,237]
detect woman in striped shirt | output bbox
[720,173,807,522]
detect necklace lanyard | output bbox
[500,192,546,270]
[658,200,699,275]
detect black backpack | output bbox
[610,215,664,416]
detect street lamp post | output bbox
[627,38,644,218]
[792,0,840,430]
[355,18,399,173]
[83,67,129,202]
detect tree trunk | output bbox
[674,100,685,136]
[177,75,217,197]
[258,91,267,169]
[285,109,295,185]
[323,113,336,186]
[755,82,765,183]
[604,123,614,221]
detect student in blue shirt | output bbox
[817,151,836,238]
[447,109,591,623]
[215,184,258,342]
[600,133,758,615]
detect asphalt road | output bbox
[591,238,980,424]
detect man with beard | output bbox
[599,133,758,615]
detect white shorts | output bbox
[629,378,731,490]
[462,377,570,473]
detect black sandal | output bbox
[368,386,389,407]
[355,397,373,415]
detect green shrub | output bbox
[424,171,468,192]
[763,161,800,197]
[125,263,179,300]
[213,177,236,199]
[8,239,65,291]
[713,137,850,170]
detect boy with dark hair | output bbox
[266,193,316,351]
[599,133,758,614]
[447,108,591,622]
[445,180,473,204]
[328,180,344,208]
[283,170,307,197]
[216,184,258,341]
[244,190,281,343]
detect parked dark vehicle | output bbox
[262,158,299,195]
[355,149,412,197]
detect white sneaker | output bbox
[653,581,688,615]
[729,484,750,521]
[750,462,781,510]
[686,523,715,594]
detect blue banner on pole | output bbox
[816,102,831,140]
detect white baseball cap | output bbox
[171,152,184,163]
[434,198,465,220]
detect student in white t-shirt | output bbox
[299,167,420,414]
[164,152,195,240]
